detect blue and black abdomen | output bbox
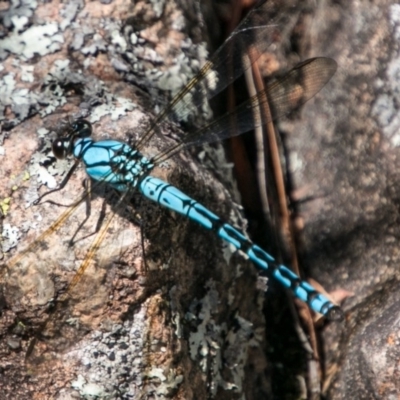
[139,175,342,319]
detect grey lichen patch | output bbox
[29,159,60,191]
[0,23,63,60]
[391,3,400,38]
[59,0,83,31]
[0,73,39,123]
[90,97,136,122]
[186,280,259,396]
[9,15,29,32]
[67,303,182,399]
[39,60,79,115]
[197,143,240,202]
[81,33,108,56]
[110,29,128,52]
[2,222,21,253]
[149,0,166,19]
[71,375,105,398]
[40,59,136,120]
[223,314,263,392]
[0,60,76,126]
[1,201,34,252]
[21,65,35,83]
[26,126,68,199]
[143,368,184,396]
[371,4,400,147]
[0,0,37,30]
[0,74,17,116]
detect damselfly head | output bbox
[52,119,93,159]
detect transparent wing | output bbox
[153,57,337,164]
[136,0,301,149]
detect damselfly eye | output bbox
[71,120,92,138]
[52,139,67,159]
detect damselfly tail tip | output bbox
[326,306,344,321]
